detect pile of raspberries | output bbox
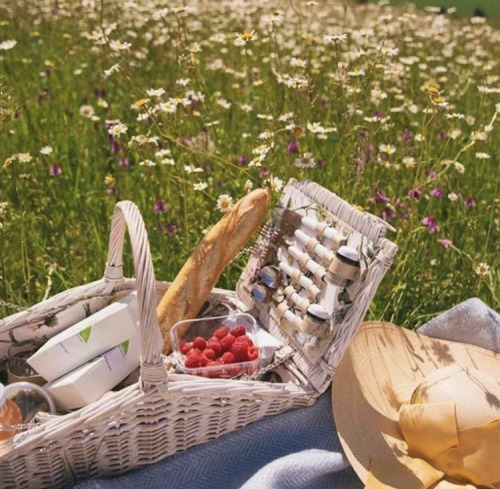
[179,325,259,376]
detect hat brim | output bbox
[332,321,500,483]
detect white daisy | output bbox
[216,194,234,213]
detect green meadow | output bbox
[0,0,499,328]
[384,0,500,19]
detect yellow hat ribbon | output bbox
[364,402,500,489]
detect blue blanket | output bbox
[75,389,361,489]
[75,298,499,489]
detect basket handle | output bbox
[104,200,169,396]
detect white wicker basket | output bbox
[0,179,397,488]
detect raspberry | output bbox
[228,365,242,376]
[214,326,229,339]
[230,341,249,362]
[207,339,222,357]
[247,346,259,361]
[199,355,208,367]
[193,336,207,351]
[234,334,253,347]
[179,341,192,355]
[219,334,236,353]
[202,348,216,361]
[207,360,222,366]
[184,349,202,368]
[220,351,236,364]
[206,360,222,378]
[231,325,247,337]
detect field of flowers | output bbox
[0,0,499,328]
[388,0,500,19]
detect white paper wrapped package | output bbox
[27,292,139,382]
[45,335,141,411]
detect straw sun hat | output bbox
[332,321,500,489]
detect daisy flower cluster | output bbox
[0,0,499,320]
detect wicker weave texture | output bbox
[0,200,312,488]
[236,179,398,392]
[0,181,397,488]
[1,378,308,488]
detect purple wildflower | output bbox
[154,200,169,213]
[422,216,440,233]
[401,129,413,141]
[430,187,443,198]
[156,222,177,235]
[110,139,121,154]
[376,191,390,204]
[259,168,270,179]
[380,208,395,221]
[437,238,453,249]
[287,140,300,154]
[408,188,422,199]
[236,154,249,166]
[118,156,130,168]
[437,131,447,141]
[49,164,62,176]
[106,187,117,196]
[465,196,476,209]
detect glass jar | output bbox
[0,382,22,441]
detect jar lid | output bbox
[4,382,55,423]
[337,245,359,263]
[0,383,5,405]
[306,304,329,322]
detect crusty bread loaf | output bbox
[157,187,271,354]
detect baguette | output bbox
[157,187,271,354]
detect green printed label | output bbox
[120,340,130,355]
[79,325,92,343]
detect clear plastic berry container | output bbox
[170,313,261,379]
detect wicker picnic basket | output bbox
[0,179,397,488]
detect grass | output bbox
[0,0,499,329]
[381,0,500,19]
